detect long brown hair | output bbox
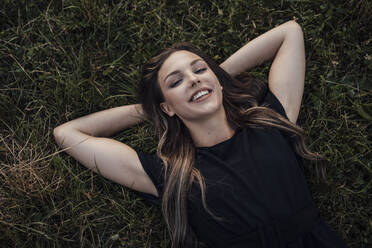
[137,42,325,248]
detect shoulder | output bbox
[136,152,165,186]
[260,87,290,121]
[135,151,165,205]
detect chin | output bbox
[184,103,224,121]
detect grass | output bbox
[0,0,371,247]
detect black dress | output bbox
[135,89,349,248]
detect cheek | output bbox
[216,84,224,102]
[163,89,186,106]
[209,73,221,86]
[217,89,223,103]
[162,93,174,105]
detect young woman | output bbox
[53,20,349,248]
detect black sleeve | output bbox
[262,88,305,172]
[135,152,165,206]
[261,88,290,121]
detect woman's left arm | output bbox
[220,20,305,124]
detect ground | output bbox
[0,0,371,247]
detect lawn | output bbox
[0,0,371,247]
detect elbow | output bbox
[53,127,64,146]
[284,20,304,45]
[53,127,62,139]
[53,125,72,146]
[53,124,66,138]
[286,20,303,34]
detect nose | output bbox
[189,74,201,88]
[191,80,200,88]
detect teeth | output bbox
[193,90,209,101]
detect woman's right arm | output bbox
[53,104,159,197]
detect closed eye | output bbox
[170,79,182,88]
[195,68,206,73]
[170,68,206,88]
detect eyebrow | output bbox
[164,59,204,83]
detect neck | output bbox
[182,107,235,148]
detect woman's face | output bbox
[157,50,224,122]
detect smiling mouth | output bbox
[189,89,212,102]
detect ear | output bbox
[160,102,175,117]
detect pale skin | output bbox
[158,51,234,148]
[53,20,305,197]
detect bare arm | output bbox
[53,104,159,197]
[220,20,305,124]
[55,104,146,137]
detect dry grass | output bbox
[0,0,370,247]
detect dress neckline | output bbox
[196,128,243,150]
